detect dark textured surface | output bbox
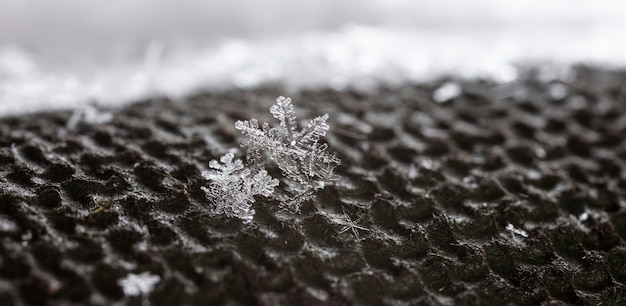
[1,67,626,305]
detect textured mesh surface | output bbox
[1,67,626,305]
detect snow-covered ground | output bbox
[1,0,625,116]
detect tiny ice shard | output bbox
[118,272,161,297]
[579,211,589,222]
[433,81,461,103]
[505,223,528,238]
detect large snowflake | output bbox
[235,96,341,208]
[202,96,340,221]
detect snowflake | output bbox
[201,152,279,223]
[235,96,341,208]
[201,96,340,221]
[337,207,369,240]
[118,272,160,297]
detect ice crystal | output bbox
[201,96,340,221]
[505,223,528,238]
[201,152,279,222]
[235,96,341,207]
[337,207,369,240]
[118,272,160,297]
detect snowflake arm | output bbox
[270,96,298,138]
[297,114,329,146]
[250,169,279,197]
[235,118,279,166]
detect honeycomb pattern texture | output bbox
[1,67,626,305]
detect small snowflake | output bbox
[201,152,279,222]
[118,272,160,297]
[337,207,369,240]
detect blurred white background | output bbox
[1,0,625,115]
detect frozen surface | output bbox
[1,0,626,116]
[2,70,626,304]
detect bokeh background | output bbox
[1,0,625,116]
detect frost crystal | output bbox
[337,207,369,240]
[236,96,341,207]
[201,152,279,222]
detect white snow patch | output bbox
[0,217,18,233]
[1,1,626,116]
[433,82,462,103]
